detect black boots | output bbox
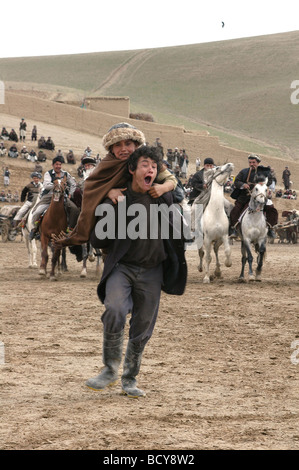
[85,330,124,390]
[86,332,146,398]
[29,226,40,240]
[229,224,239,238]
[121,341,146,398]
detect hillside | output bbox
[1,31,299,159]
[1,110,299,226]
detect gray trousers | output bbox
[102,262,163,347]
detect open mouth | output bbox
[144,176,152,185]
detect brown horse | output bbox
[39,176,68,280]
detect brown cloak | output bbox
[60,153,128,246]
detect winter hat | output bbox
[102,122,146,151]
[31,172,42,179]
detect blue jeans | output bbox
[102,262,163,347]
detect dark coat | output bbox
[189,168,205,201]
[90,191,187,303]
[231,165,272,203]
[20,181,41,203]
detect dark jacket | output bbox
[21,181,41,203]
[189,168,205,201]
[231,165,272,203]
[90,191,187,303]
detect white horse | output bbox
[196,163,234,283]
[238,180,268,282]
[21,194,41,268]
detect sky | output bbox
[1,0,298,58]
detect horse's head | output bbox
[250,181,268,207]
[53,176,67,202]
[213,162,234,186]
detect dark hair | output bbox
[52,156,64,164]
[127,145,163,174]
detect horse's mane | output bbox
[193,185,212,211]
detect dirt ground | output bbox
[1,100,299,451]
[1,235,299,450]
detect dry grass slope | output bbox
[1,31,299,158]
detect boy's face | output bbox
[129,157,158,194]
[53,161,62,172]
[112,139,138,160]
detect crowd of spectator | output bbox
[276,189,297,200]
[1,124,297,210]
[152,138,191,179]
[0,188,19,202]
[0,118,104,206]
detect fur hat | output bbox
[102,122,146,151]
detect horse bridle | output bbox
[248,185,268,212]
[53,179,65,200]
[207,166,231,188]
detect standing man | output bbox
[85,146,187,398]
[19,118,27,141]
[282,166,291,190]
[3,166,10,186]
[230,154,278,238]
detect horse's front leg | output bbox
[30,239,38,268]
[239,240,248,282]
[203,241,212,283]
[80,243,88,278]
[197,247,204,272]
[255,240,266,281]
[25,232,38,268]
[245,241,254,281]
[39,235,48,276]
[213,239,223,278]
[223,235,232,268]
[88,243,95,262]
[61,247,68,272]
[50,247,61,281]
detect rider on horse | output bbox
[229,154,278,238]
[72,156,98,209]
[29,156,80,240]
[188,157,215,204]
[13,171,42,228]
